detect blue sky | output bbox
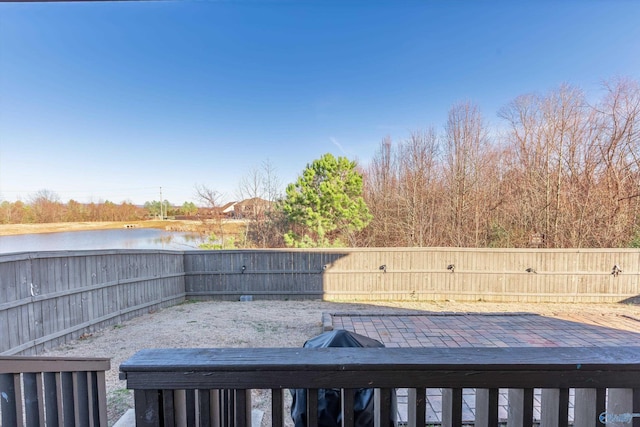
[1,1,639,206]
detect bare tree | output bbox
[194,184,228,247]
[443,102,492,246]
[195,184,223,209]
[236,160,285,248]
[590,77,640,246]
[396,130,442,247]
[362,137,401,246]
[498,86,587,248]
[29,189,63,223]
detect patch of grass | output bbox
[107,388,133,426]
[251,321,280,334]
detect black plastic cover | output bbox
[290,329,397,427]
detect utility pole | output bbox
[160,186,163,220]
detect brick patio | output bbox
[326,311,640,425]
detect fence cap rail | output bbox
[119,346,640,389]
[0,356,111,374]
[120,346,640,372]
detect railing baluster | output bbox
[442,387,462,427]
[540,388,569,427]
[61,371,74,427]
[507,388,534,427]
[55,372,64,427]
[407,388,426,427]
[574,388,593,427]
[233,389,250,427]
[161,389,175,427]
[475,388,499,427]
[0,373,21,427]
[374,388,393,427]
[185,389,196,426]
[596,388,606,424]
[306,388,319,427]
[73,371,90,426]
[199,389,211,426]
[94,370,108,427]
[271,388,283,427]
[575,388,607,427]
[174,389,187,427]
[23,372,41,427]
[523,388,534,426]
[341,388,355,427]
[608,388,637,427]
[633,388,640,427]
[43,372,60,427]
[134,389,161,427]
[87,372,97,427]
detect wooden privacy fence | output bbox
[1,248,639,355]
[0,355,110,427]
[119,346,640,427]
[0,250,185,356]
[183,248,640,303]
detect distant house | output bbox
[187,199,271,220]
[219,202,237,218]
[233,197,272,219]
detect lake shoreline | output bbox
[0,219,209,236]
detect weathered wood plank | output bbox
[120,347,640,390]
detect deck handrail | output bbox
[120,346,640,427]
[0,356,111,427]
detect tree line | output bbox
[360,78,640,248]
[253,78,640,249]
[2,78,639,248]
[0,189,199,224]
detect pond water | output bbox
[0,228,205,254]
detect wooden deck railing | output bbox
[120,346,640,427]
[0,356,110,427]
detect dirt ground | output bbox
[0,219,246,236]
[41,299,640,426]
[0,220,173,235]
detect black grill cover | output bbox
[290,329,397,427]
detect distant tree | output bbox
[0,201,12,224]
[397,130,446,247]
[362,133,444,247]
[144,201,161,218]
[194,184,235,248]
[195,184,223,209]
[442,102,494,246]
[236,159,284,248]
[29,189,63,223]
[281,153,372,247]
[181,202,198,216]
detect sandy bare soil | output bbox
[0,221,171,236]
[0,219,246,237]
[41,299,640,426]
